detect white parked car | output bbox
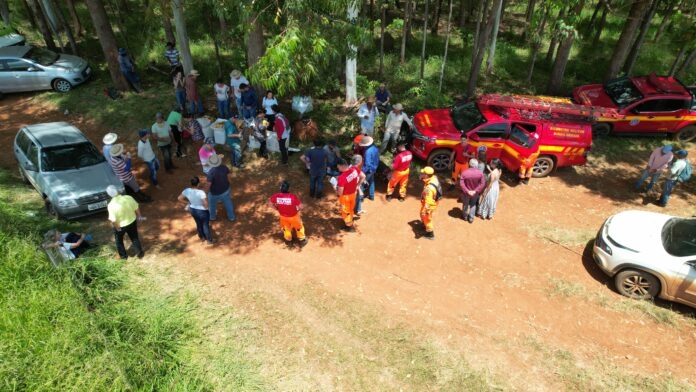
[593,210,696,308]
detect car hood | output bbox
[606,210,671,252]
[573,84,617,109]
[42,163,120,201]
[413,108,458,137]
[52,54,88,70]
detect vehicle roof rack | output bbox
[477,94,623,122]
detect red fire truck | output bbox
[409,94,620,177]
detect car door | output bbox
[0,58,28,91]
[619,98,689,133]
[466,122,509,160]
[499,123,537,172]
[674,261,696,308]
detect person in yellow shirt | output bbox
[419,166,441,240]
[106,185,145,259]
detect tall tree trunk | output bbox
[246,14,265,67]
[22,0,38,29]
[653,0,678,42]
[604,0,651,81]
[592,0,610,46]
[378,2,386,76]
[420,0,429,79]
[623,0,659,75]
[65,0,83,37]
[39,0,65,51]
[546,1,585,95]
[466,0,494,96]
[171,0,193,74]
[522,0,536,41]
[0,0,10,24]
[218,13,227,38]
[431,0,442,34]
[26,0,57,50]
[458,0,467,28]
[439,0,454,92]
[669,45,686,75]
[50,0,79,54]
[545,6,566,64]
[677,47,696,76]
[346,0,359,104]
[399,0,413,64]
[84,0,129,91]
[586,0,603,32]
[525,5,548,83]
[484,0,503,74]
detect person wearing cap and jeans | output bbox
[635,145,674,192]
[117,48,142,92]
[185,69,203,116]
[658,149,689,207]
[206,154,236,221]
[152,112,175,172]
[419,166,441,239]
[459,158,486,223]
[357,97,379,137]
[137,129,160,188]
[106,185,145,259]
[360,136,380,201]
[229,70,249,113]
[381,103,413,154]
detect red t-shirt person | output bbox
[452,143,471,164]
[337,166,360,195]
[392,150,412,172]
[269,193,301,217]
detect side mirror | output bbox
[24,162,37,171]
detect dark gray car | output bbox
[14,122,124,219]
[0,45,91,96]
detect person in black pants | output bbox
[272,104,290,164]
[106,185,145,259]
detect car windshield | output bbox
[661,218,696,257]
[23,46,59,66]
[604,77,643,108]
[451,101,486,131]
[41,142,105,171]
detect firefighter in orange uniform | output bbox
[386,141,412,201]
[335,157,365,232]
[419,166,441,240]
[448,134,472,189]
[269,180,308,247]
[518,133,541,184]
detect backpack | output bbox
[429,181,443,201]
[677,160,692,183]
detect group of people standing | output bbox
[634,144,691,207]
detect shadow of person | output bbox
[407,220,423,239]
[447,207,464,220]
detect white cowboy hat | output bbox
[109,143,124,157]
[208,153,222,167]
[189,69,200,76]
[393,103,403,111]
[358,135,374,147]
[102,132,118,145]
[229,69,241,78]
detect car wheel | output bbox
[44,199,62,220]
[52,78,72,93]
[592,123,611,138]
[614,269,660,300]
[427,149,451,172]
[675,125,696,143]
[532,155,555,178]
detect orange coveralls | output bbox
[450,143,471,183]
[518,150,540,180]
[387,150,412,198]
[420,177,440,233]
[339,193,357,227]
[279,214,305,242]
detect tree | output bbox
[171,0,193,74]
[25,0,57,50]
[0,0,10,24]
[623,0,659,75]
[346,0,359,104]
[400,0,413,64]
[84,0,129,91]
[546,0,585,95]
[484,0,504,74]
[65,0,83,38]
[420,0,429,79]
[604,0,651,81]
[525,3,549,83]
[438,0,454,92]
[466,0,494,96]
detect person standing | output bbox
[335,157,364,232]
[136,129,160,189]
[117,48,142,92]
[324,140,342,176]
[634,145,673,192]
[106,185,145,260]
[164,41,181,74]
[300,138,328,198]
[185,69,203,116]
[224,117,244,168]
[269,180,308,247]
[109,143,151,202]
[262,90,278,129]
[178,176,213,244]
[359,135,380,201]
[386,141,412,201]
[479,158,502,220]
[448,134,472,190]
[375,83,392,113]
[172,69,186,114]
[381,103,413,154]
[102,132,118,163]
[214,78,231,119]
[239,83,258,120]
[272,104,291,165]
[198,138,219,175]
[229,69,249,113]
[206,154,236,222]
[419,166,441,240]
[518,133,540,184]
[166,107,186,158]
[356,97,379,136]
[151,112,175,173]
[459,158,486,223]
[658,149,689,207]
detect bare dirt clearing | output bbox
[3,93,696,390]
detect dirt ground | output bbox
[3,93,696,389]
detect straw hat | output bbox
[230,69,242,78]
[106,185,119,197]
[109,143,124,157]
[102,132,118,145]
[358,135,374,147]
[189,69,200,76]
[393,103,403,111]
[208,154,222,167]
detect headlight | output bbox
[57,198,78,208]
[596,224,612,255]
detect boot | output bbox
[424,231,434,240]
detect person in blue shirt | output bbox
[239,83,258,120]
[359,135,380,201]
[300,138,328,198]
[375,83,392,113]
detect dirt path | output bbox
[3,94,695,389]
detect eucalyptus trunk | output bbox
[246,14,265,67]
[84,0,129,91]
[623,0,659,75]
[420,0,429,80]
[547,1,585,95]
[400,0,413,64]
[484,0,503,74]
[605,0,651,81]
[26,0,57,50]
[65,0,83,37]
[346,0,359,104]
[172,0,193,74]
[0,0,10,24]
[439,0,454,92]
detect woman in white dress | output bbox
[479,158,501,220]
